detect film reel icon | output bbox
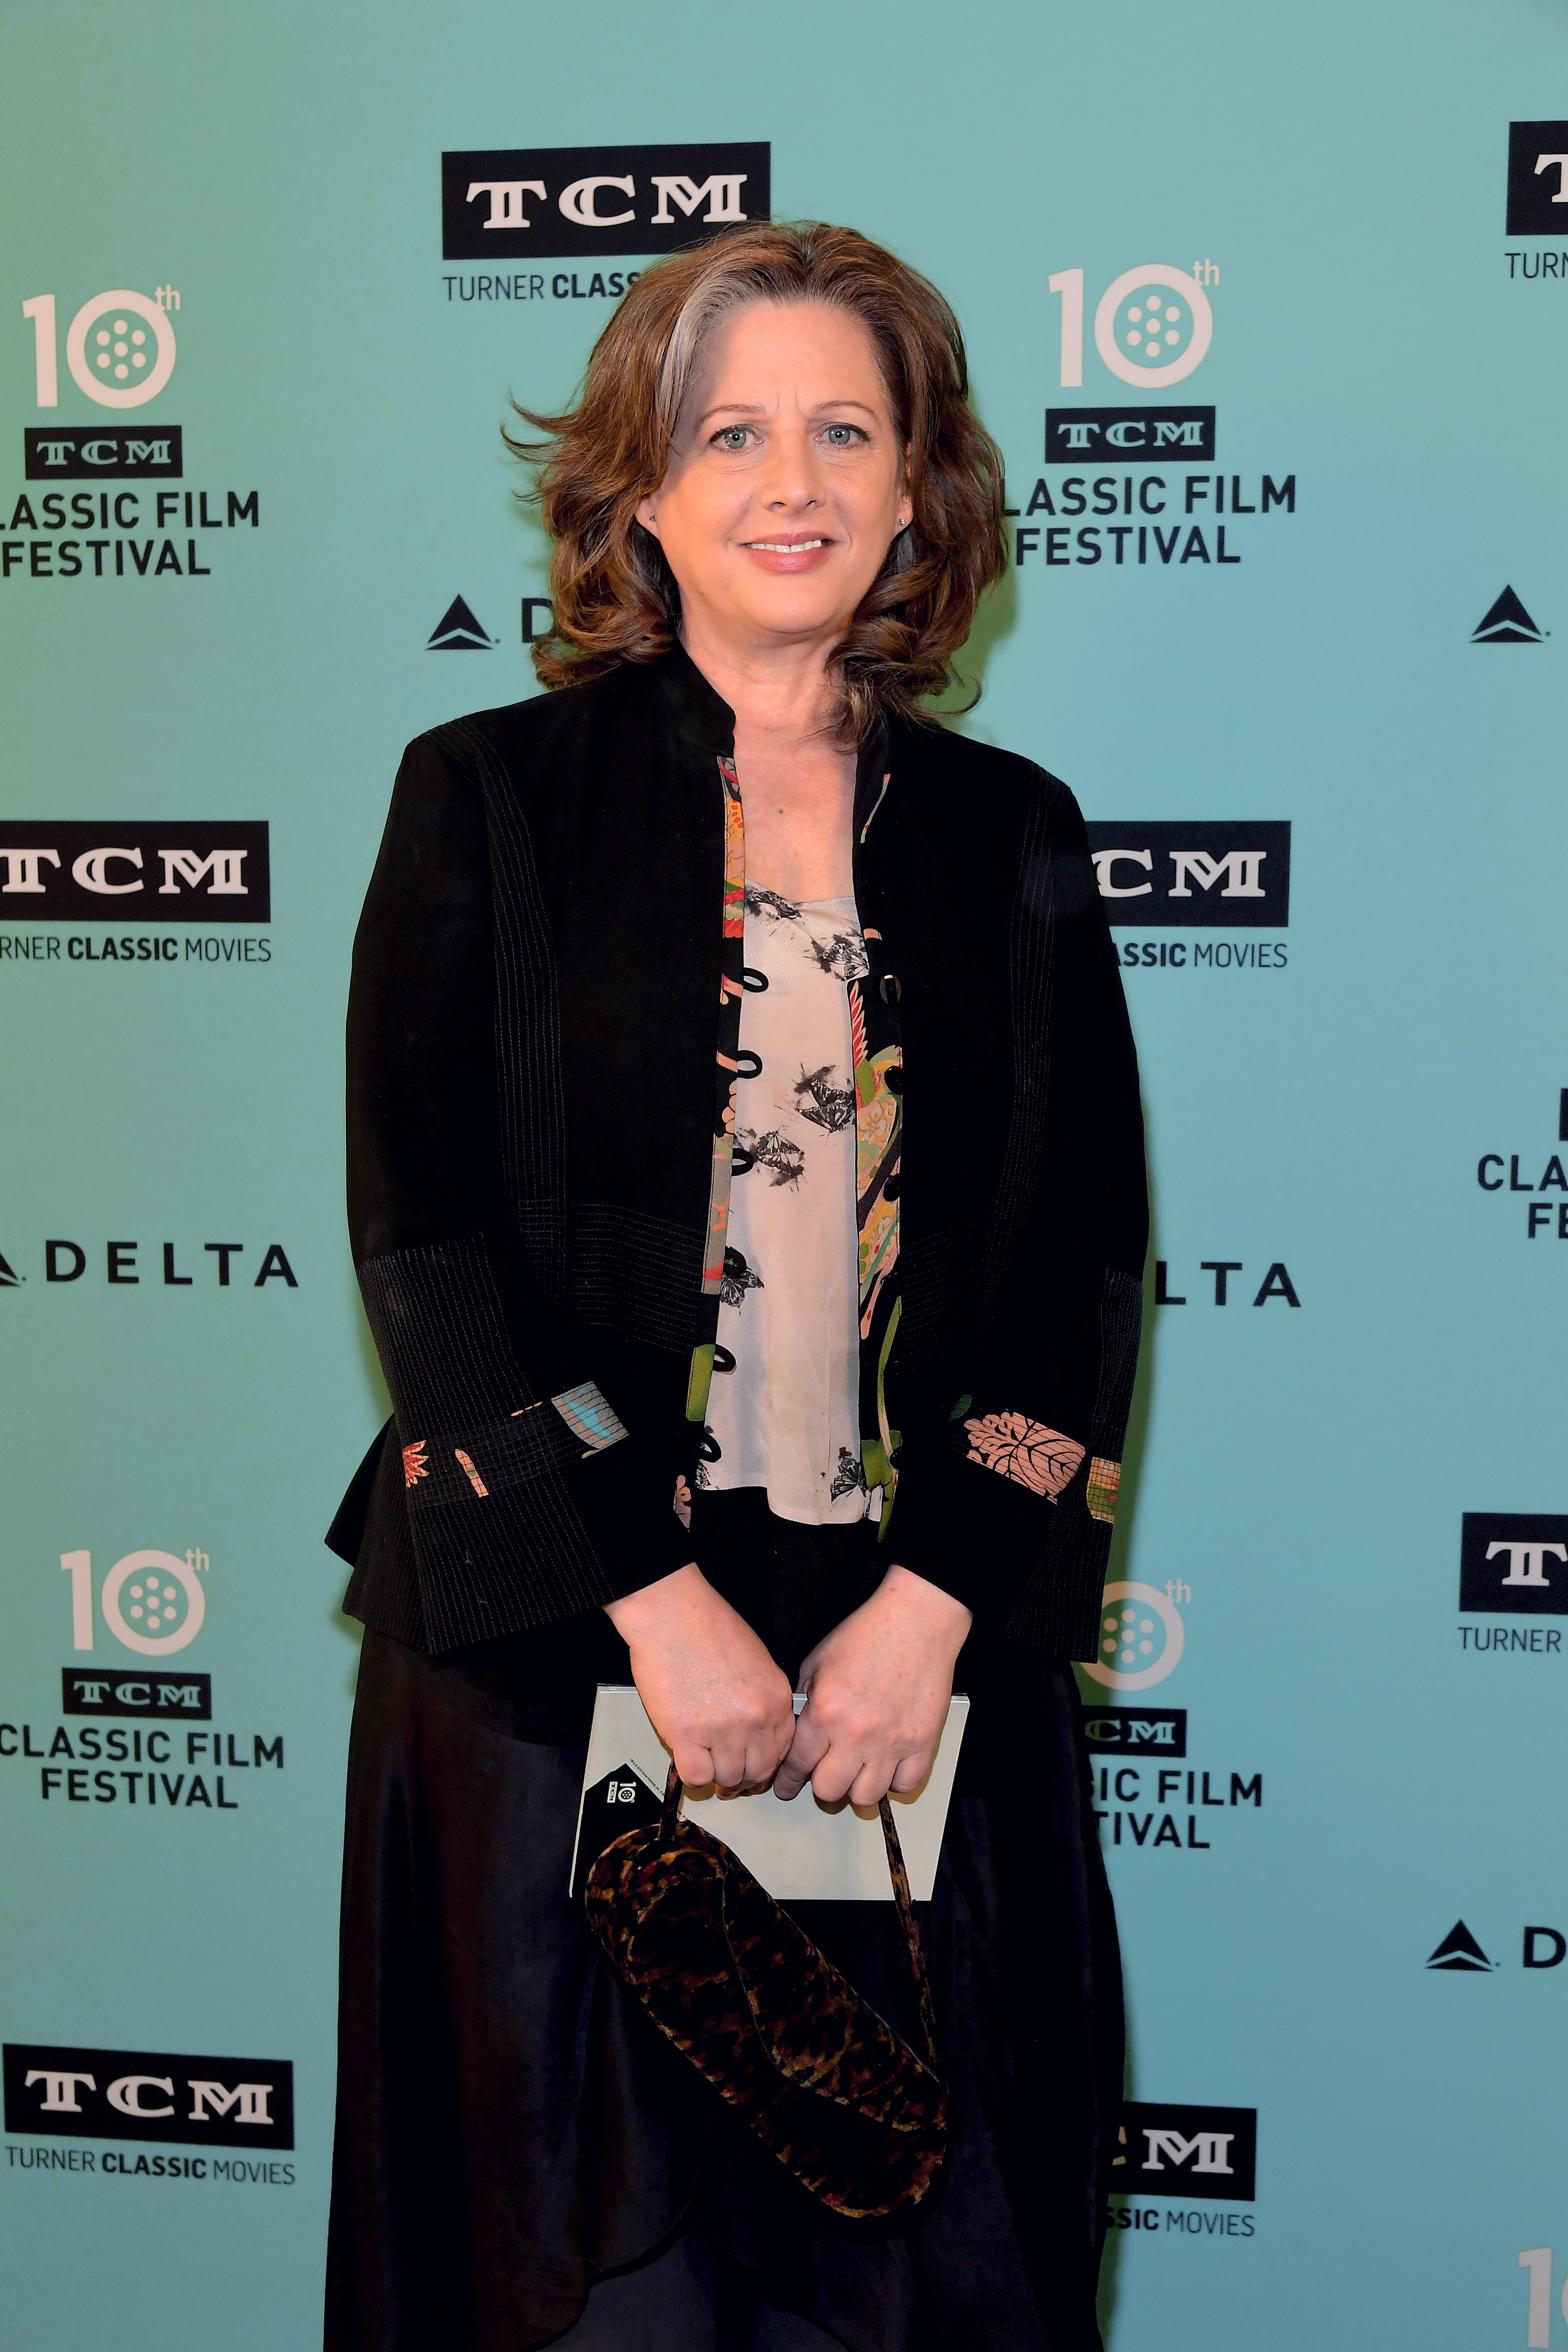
[64,289,177,410]
[1079,1579,1185,1692]
[100,1549,206,1656]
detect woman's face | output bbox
[636,299,907,658]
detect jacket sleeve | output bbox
[890,774,1148,1661]
[344,730,693,1652]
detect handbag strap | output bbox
[658,1764,941,2076]
[879,1797,942,2077]
[660,1759,683,1841]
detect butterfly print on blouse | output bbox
[744,884,803,924]
[808,929,869,983]
[718,1245,765,1308]
[830,1446,868,1502]
[794,1064,855,1133]
[741,1126,806,1188]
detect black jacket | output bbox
[329,648,1147,1663]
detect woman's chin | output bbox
[719,585,862,649]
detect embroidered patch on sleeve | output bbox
[962,1412,1085,1501]
[1086,1456,1121,1524]
[550,1380,630,1454]
[403,1394,629,1512]
[453,1448,490,1497]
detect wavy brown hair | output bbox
[508,221,1007,740]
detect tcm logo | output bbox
[24,426,182,480]
[1459,1516,1568,1617]
[1046,404,1214,464]
[442,143,770,260]
[21,287,180,411]
[1111,2102,1256,2202]
[1085,822,1291,928]
[1081,1706,1187,1756]
[1507,123,1568,236]
[0,823,269,921]
[3,2043,292,2151]
[62,1669,210,1720]
[59,1547,209,1658]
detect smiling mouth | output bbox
[743,537,829,552]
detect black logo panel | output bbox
[1459,1514,1568,1615]
[1112,2102,1256,2200]
[1508,124,1568,234]
[24,428,183,480]
[62,1671,211,1720]
[1080,1706,1187,1757]
[1085,822,1290,927]
[4,2043,293,2149]
[0,823,269,921]
[442,144,770,259]
[1046,406,1214,463]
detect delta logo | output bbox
[1425,1922,1567,1973]
[1471,587,1546,644]
[426,595,558,651]
[427,595,496,651]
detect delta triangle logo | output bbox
[427,596,495,650]
[0,1249,22,1286]
[1425,1920,1496,1972]
[1471,587,1546,644]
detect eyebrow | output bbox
[694,398,882,428]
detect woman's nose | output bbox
[756,422,825,510]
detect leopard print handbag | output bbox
[583,1763,948,2220]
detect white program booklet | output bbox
[570,1685,969,1903]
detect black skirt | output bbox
[325,1496,1123,2352]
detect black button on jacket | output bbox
[329,648,1148,1665]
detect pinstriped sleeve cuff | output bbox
[357,1239,692,1647]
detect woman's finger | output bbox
[888,1747,936,1797]
[847,1754,905,1808]
[808,1736,877,1807]
[774,1707,831,1800]
[671,1738,715,1789]
[706,1738,751,1792]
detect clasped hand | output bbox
[604,1562,972,1808]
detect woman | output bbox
[326,221,1146,2352]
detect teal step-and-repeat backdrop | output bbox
[2,2,1563,2344]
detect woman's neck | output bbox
[681,620,857,904]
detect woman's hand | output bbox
[604,1564,796,1793]
[774,1565,972,1807]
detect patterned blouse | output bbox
[702,884,872,1525]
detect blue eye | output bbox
[822,424,863,446]
[714,427,751,450]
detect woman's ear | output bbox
[635,493,660,539]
